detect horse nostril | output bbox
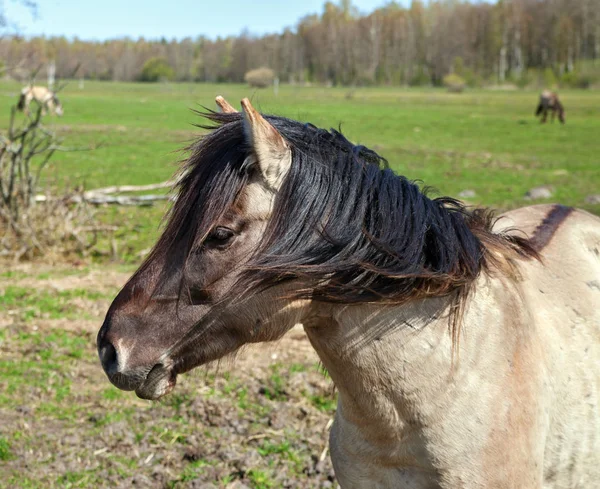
[97,336,140,391]
[99,340,118,375]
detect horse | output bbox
[98,96,600,488]
[17,86,64,117]
[535,89,565,124]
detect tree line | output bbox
[1,0,599,87]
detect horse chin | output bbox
[135,363,177,400]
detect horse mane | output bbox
[138,110,537,328]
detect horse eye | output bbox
[204,226,235,248]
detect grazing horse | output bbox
[535,89,565,124]
[17,86,64,117]
[98,97,600,488]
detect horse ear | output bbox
[241,98,291,191]
[215,96,237,114]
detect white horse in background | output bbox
[17,86,64,117]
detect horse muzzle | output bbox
[97,325,177,400]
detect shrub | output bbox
[409,68,430,87]
[1,103,102,260]
[244,67,275,88]
[561,71,597,89]
[443,73,466,93]
[451,57,482,88]
[138,57,175,82]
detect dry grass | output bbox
[0,191,109,260]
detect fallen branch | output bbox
[82,194,173,206]
[79,225,119,232]
[84,181,173,195]
[35,194,172,205]
[34,181,175,206]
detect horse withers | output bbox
[17,86,64,117]
[98,97,599,488]
[535,89,565,124]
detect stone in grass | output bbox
[524,186,554,200]
[458,189,476,199]
[585,195,600,205]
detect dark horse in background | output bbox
[535,89,565,124]
[98,96,598,488]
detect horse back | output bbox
[33,86,51,102]
[496,204,600,487]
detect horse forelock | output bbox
[131,112,250,296]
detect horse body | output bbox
[17,86,63,116]
[97,98,599,488]
[536,90,565,124]
[311,204,600,488]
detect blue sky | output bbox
[4,0,397,41]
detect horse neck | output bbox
[304,276,523,444]
[305,296,456,428]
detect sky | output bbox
[4,0,397,41]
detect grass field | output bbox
[0,82,599,488]
[1,81,598,260]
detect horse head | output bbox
[97,98,312,399]
[52,94,64,116]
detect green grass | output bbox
[0,436,13,461]
[1,81,598,262]
[0,327,92,415]
[263,364,288,401]
[168,459,212,487]
[247,469,277,489]
[0,286,111,321]
[257,439,304,473]
[0,270,29,280]
[55,470,104,488]
[309,393,337,413]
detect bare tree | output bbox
[0,1,598,87]
[0,79,104,260]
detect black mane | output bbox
[140,110,535,308]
